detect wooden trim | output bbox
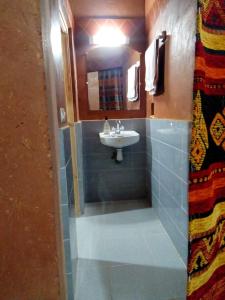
[68,28,79,122]
[69,125,81,216]
[60,21,81,216]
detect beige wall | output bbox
[71,0,145,17]
[145,0,196,120]
[0,0,64,299]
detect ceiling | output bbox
[69,0,145,17]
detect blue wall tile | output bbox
[146,136,152,156]
[85,168,147,203]
[66,158,73,198]
[63,127,72,165]
[129,119,146,136]
[131,152,146,168]
[60,167,68,205]
[82,119,147,203]
[59,128,74,206]
[59,127,71,167]
[83,137,112,155]
[181,122,192,154]
[59,126,76,296]
[150,157,160,180]
[158,163,184,207]
[150,138,160,161]
[151,194,159,210]
[59,129,66,167]
[126,138,146,153]
[69,187,75,211]
[151,175,160,200]
[156,140,185,179]
[84,152,133,171]
[147,119,190,264]
[82,120,104,138]
[64,239,72,274]
[66,273,74,300]
[75,124,84,177]
[150,119,186,149]
[159,184,188,237]
[78,179,85,214]
[181,182,189,213]
[75,122,85,210]
[61,204,70,240]
[157,205,188,263]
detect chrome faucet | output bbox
[116,120,121,134]
[115,120,124,134]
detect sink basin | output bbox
[99,130,140,148]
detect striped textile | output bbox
[99,67,124,111]
[188,1,225,299]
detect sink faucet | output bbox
[116,120,121,134]
[115,120,124,134]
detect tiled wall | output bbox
[59,127,78,300]
[74,118,190,263]
[146,119,190,264]
[81,119,148,203]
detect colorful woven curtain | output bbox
[99,67,124,111]
[188,1,225,299]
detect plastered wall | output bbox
[0,1,64,299]
[145,0,196,120]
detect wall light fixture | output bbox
[90,26,129,47]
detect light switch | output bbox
[59,107,66,124]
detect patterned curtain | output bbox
[188,1,225,299]
[99,67,124,111]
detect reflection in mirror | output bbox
[86,46,141,111]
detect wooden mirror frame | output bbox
[74,17,146,120]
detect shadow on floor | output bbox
[74,258,186,300]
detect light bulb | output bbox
[91,26,129,47]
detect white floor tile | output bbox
[110,264,142,300]
[75,204,187,300]
[91,231,152,266]
[144,233,185,270]
[75,259,111,300]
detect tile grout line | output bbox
[149,155,189,184]
[148,136,189,154]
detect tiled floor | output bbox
[74,202,187,300]
[83,199,150,217]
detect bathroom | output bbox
[4,0,224,300]
[57,0,195,299]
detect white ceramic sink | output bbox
[99,130,140,148]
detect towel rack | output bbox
[158,30,168,43]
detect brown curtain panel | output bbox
[187,1,225,299]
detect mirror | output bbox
[86,46,141,111]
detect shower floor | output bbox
[73,201,187,300]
